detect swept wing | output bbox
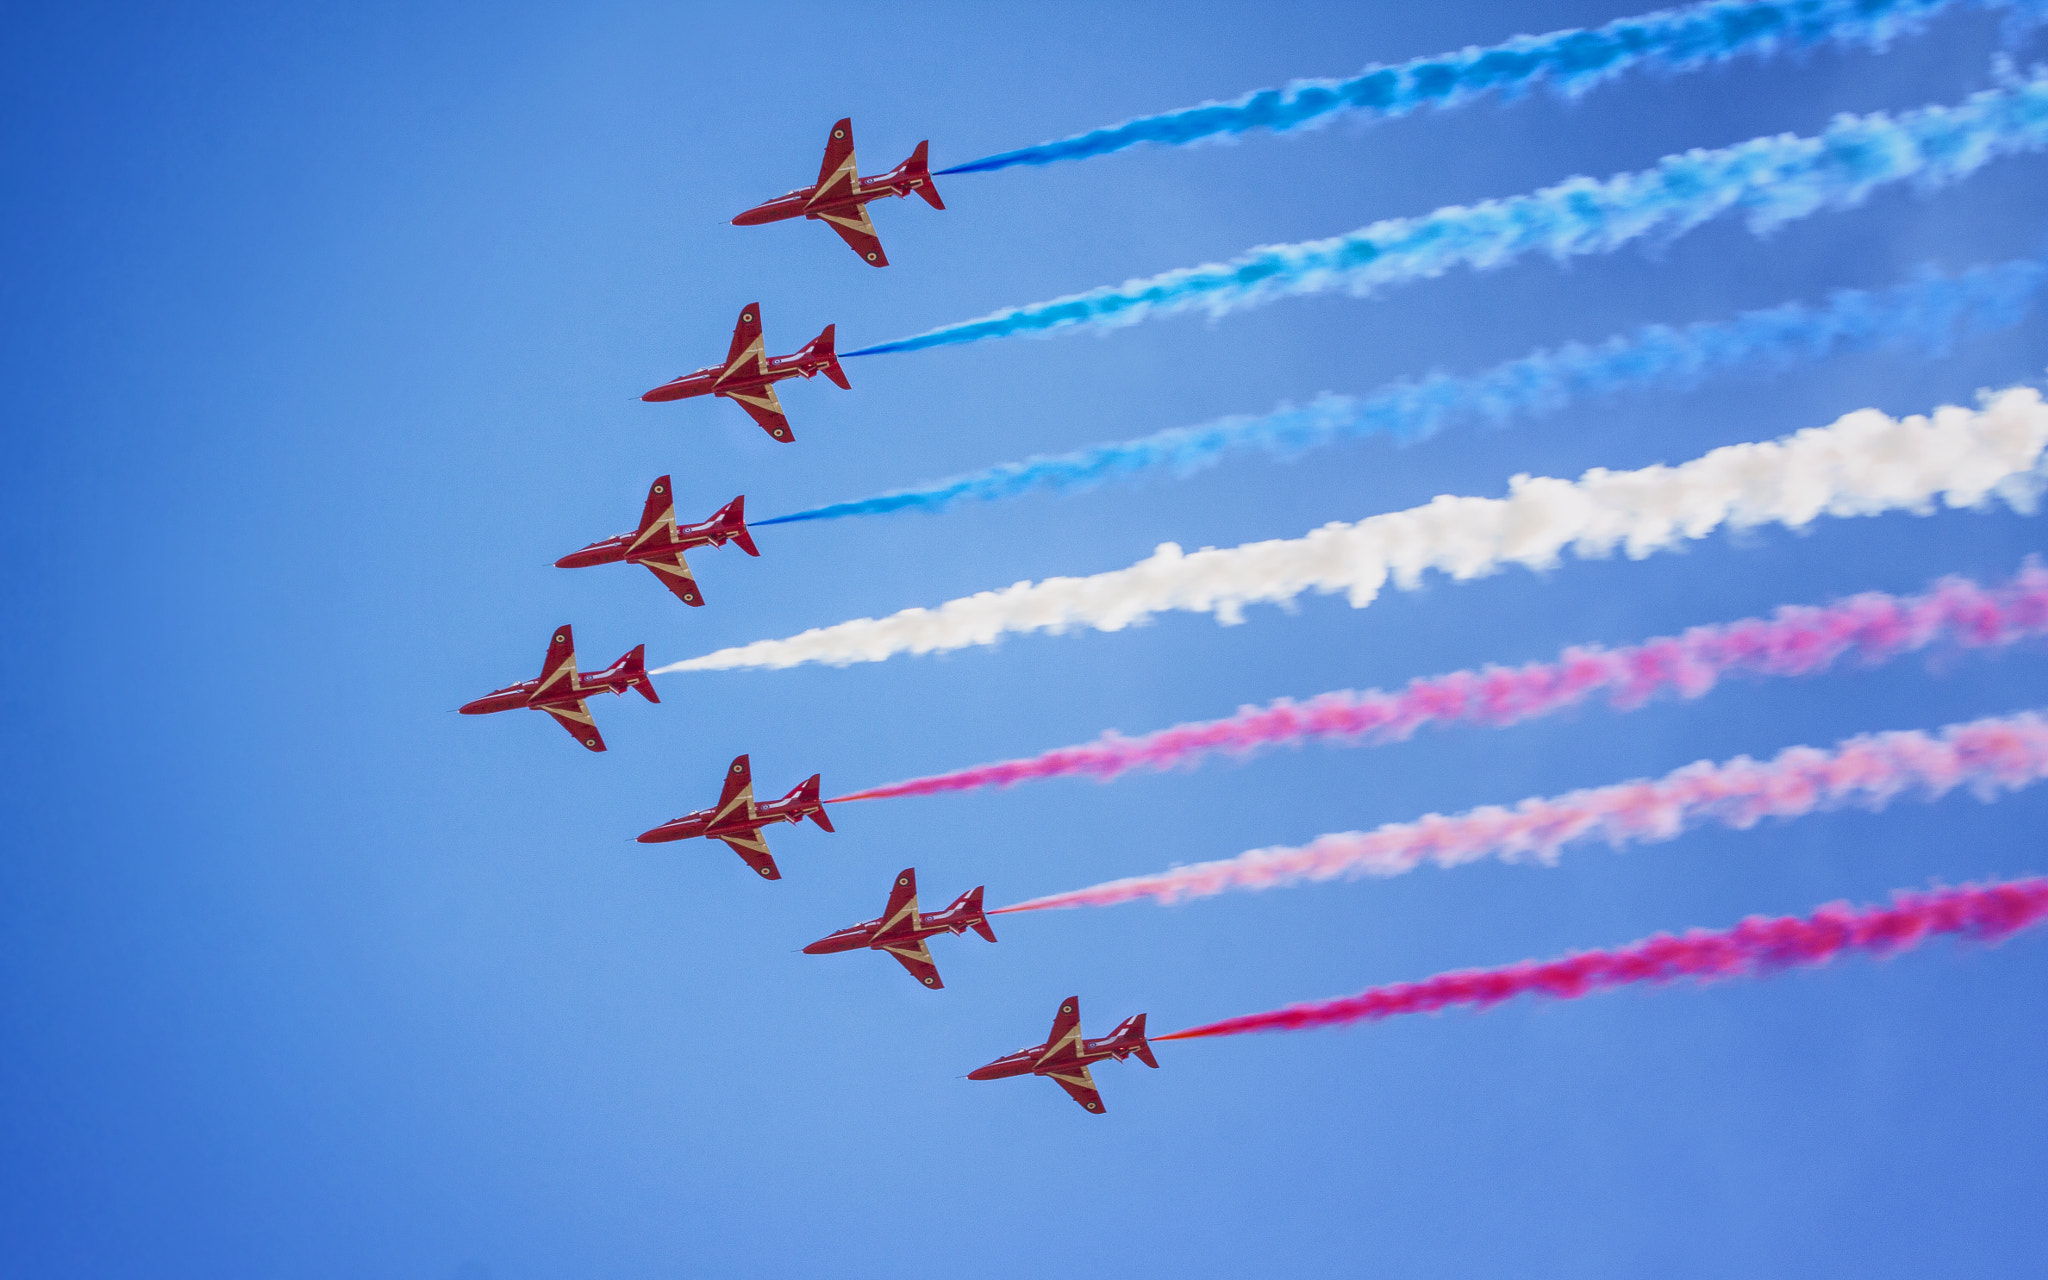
[720,383,793,442]
[639,551,704,606]
[817,205,887,266]
[1047,1065,1104,1113]
[715,828,781,880]
[544,701,606,753]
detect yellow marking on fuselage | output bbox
[878,895,921,936]
[717,336,767,386]
[816,206,877,236]
[713,784,756,827]
[628,505,677,553]
[806,152,859,209]
[721,383,785,415]
[1035,1024,1086,1069]
[535,652,578,698]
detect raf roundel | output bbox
[653,483,664,495]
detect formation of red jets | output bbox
[461,120,1157,1112]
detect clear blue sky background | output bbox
[5,3,2047,1277]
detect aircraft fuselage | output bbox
[554,511,747,570]
[967,1035,1142,1083]
[636,794,812,845]
[641,347,837,404]
[730,166,931,228]
[803,899,984,957]
[458,661,640,717]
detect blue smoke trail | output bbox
[937,0,2048,176]
[760,258,2046,525]
[848,67,2048,359]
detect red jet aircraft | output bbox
[635,753,833,879]
[968,997,1158,1114]
[459,625,656,753]
[554,477,759,607]
[640,303,849,442]
[731,118,944,266]
[803,868,996,988]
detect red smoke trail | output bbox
[992,712,2048,914]
[828,565,2048,804]
[1154,878,2048,1042]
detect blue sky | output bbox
[4,3,2047,1277]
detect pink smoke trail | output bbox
[992,711,2048,914]
[829,565,2048,804]
[1154,877,2048,1041]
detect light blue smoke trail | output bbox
[760,258,2046,525]
[937,0,2048,175]
[847,67,2048,359]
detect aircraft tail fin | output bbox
[802,324,852,390]
[785,773,834,830]
[617,644,660,703]
[962,885,997,942]
[936,884,996,940]
[902,141,944,209]
[711,495,760,557]
[1110,1013,1158,1068]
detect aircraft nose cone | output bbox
[965,1063,1004,1082]
[635,825,678,844]
[457,698,490,715]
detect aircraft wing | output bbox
[715,829,781,880]
[812,118,858,201]
[1047,1065,1105,1113]
[880,938,943,989]
[639,549,705,607]
[716,755,755,820]
[632,475,678,546]
[879,869,919,934]
[720,305,766,381]
[536,625,578,699]
[817,205,888,267]
[544,701,606,752]
[1043,998,1083,1055]
[719,384,793,442]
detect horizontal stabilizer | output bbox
[902,140,944,209]
[805,324,852,391]
[713,495,761,556]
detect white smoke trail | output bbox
[656,387,2048,674]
